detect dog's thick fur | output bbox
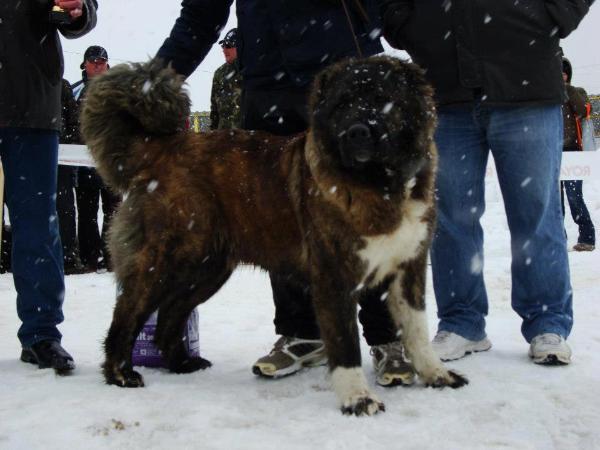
[82,56,467,416]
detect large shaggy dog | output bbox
[81,56,467,416]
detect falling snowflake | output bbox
[381,102,394,114]
[470,253,483,274]
[369,28,381,40]
[520,177,532,187]
[142,80,152,94]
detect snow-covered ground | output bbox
[1,178,599,450]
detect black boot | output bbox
[21,340,76,374]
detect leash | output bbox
[340,0,366,58]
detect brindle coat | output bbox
[81,56,467,416]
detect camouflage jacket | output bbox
[210,62,242,130]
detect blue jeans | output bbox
[561,180,595,246]
[0,128,65,347]
[430,104,573,343]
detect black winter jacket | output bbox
[157,0,383,89]
[380,0,593,106]
[60,79,79,144]
[0,0,97,131]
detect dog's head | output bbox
[309,56,436,191]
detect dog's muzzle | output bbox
[341,122,374,167]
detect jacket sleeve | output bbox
[544,0,592,38]
[59,0,97,39]
[378,0,413,49]
[156,0,233,78]
[209,73,220,130]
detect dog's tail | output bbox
[80,60,191,192]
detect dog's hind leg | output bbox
[310,267,385,416]
[387,255,468,388]
[103,272,162,387]
[154,253,233,374]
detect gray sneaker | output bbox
[529,333,571,365]
[371,341,415,387]
[252,336,327,378]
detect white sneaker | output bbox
[431,330,492,361]
[528,333,571,365]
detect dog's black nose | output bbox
[344,123,373,163]
[347,123,371,142]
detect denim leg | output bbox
[563,180,595,245]
[487,106,573,342]
[430,109,490,341]
[0,129,65,347]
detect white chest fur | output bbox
[357,199,429,285]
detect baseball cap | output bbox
[80,45,108,69]
[218,28,238,48]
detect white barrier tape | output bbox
[59,144,94,167]
[59,144,600,181]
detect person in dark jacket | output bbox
[58,79,86,275]
[561,57,596,251]
[156,0,415,386]
[72,46,122,272]
[0,0,97,373]
[210,28,242,130]
[380,0,593,365]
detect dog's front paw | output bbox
[169,356,212,374]
[105,366,145,388]
[341,393,385,416]
[424,369,468,389]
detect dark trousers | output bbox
[76,166,120,270]
[56,165,79,265]
[0,128,65,347]
[561,180,596,246]
[241,87,396,346]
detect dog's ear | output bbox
[309,66,336,128]
[312,67,333,100]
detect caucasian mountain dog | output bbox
[81,55,467,416]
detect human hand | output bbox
[55,0,84,19]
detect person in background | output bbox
[156,0,415,387]
[210,28,242,130]
[57,79,86,275]
[72,45,121,272]
[0,0,97,373]
[561,57,596,252]
[380,0,593,365]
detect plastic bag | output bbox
[581,117,597,151]
[132,308,200,367]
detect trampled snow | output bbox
[1,179,599,450]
